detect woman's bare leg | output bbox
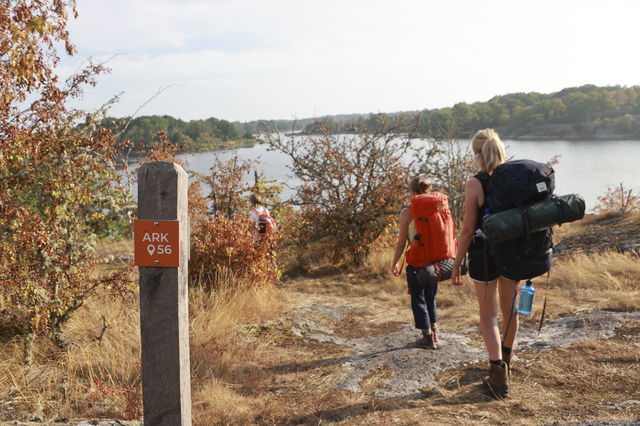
[474,280,501,360]
[498,277,519,348]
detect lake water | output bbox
[171,139,639,213]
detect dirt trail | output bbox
[240,284,640,424]
[261,290,640,400]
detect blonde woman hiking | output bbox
[452,128,518,399]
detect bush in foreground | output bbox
[0,0,133,362]
[190,214,279,289]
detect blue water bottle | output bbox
[517,280,535,315]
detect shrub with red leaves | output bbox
[190,213,278,289]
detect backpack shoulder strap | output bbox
[473,172,491,230]
[474,172,490,197]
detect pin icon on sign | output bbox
[147,245,155,256]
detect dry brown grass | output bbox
[544,251,640,317]
[248,246,640,425]
[1,223,640,424]
[92,239,135,275]
[0,294,142,421]
[364,249,394,279]
[189,275,285,425]
[553,250,640,290]
[0,262,285,424]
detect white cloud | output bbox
[61,0,640,121]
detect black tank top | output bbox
[471,172,490,250]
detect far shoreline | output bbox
[507,135,640,142]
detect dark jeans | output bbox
[406,265,438,330]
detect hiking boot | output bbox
[415,334,437,349]
[483,362,509,399]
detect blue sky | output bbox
[61,0,640,122]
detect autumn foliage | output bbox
[595,183,639,215]
[268,123,413,265]
[194,154,256,218]
[0,0,133,356]
[190,214,278,288]
[182,152,284,287]
[132,128,281,289]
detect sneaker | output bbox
[415,334,437,349]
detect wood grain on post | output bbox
[138,162,191,426]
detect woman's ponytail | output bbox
[409,176,431,194]
[472,128,506,174]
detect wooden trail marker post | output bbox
[136,162,192,425]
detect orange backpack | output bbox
[405,192,456,268]
[256,211,278,240]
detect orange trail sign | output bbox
[134,220,180,267]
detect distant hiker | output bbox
[248,193,278,243]
[392,177,457,350]
[451,128,517,399]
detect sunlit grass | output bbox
[1,222,639,424]
[552,250,640,291]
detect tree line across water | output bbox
[104,84,640,153]
[251,84,640,139]
[101,115,256,152]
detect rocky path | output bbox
[278,296,640,400]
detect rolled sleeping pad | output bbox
[481,194,585,245]
[415,256,469,285]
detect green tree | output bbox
[616,114,639,135]
[564,92,597,122]
[420,108,455,138]
[535,98,567,122]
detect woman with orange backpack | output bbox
[392,177,457,350]
[451,128,518,399]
